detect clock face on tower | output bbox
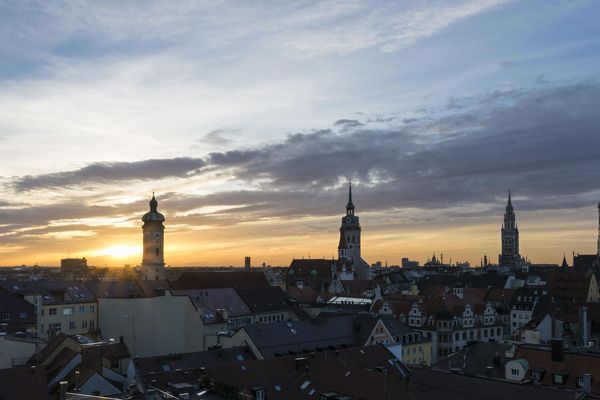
[154,231,161,239]
[345,217,352,223]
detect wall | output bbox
[0,336,38,368]
[97,292,206,357]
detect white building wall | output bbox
[0,336,39,368]
[97,292,206,357]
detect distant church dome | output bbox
[142,193,165,222]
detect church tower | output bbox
[340,182,361,263]
[337,183,370,279]
[141,194,165,280]
[499,190,521,267]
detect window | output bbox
[90,305,95,312]
[89,320,95,331]
[1,312,10,321]
[69,321,75,330]
[155,248,159,257]
[82,320,88,329]
[79,306,86,313]
[553,374,566,385]
[19,312,27,319]
[49,308,57,316]
[63,307,74,315]
[511,369,519,377]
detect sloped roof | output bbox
[0,365,49,400]
[135,346,255,377]
[241,316,357,358]
[513,345,600,394]
[171,271,269,289]
[85,280,143,299]
[206,345,410,400]
[547,271,593,303]
[410,367,577,400]
[236,286,292,314]
[432,341,514,378]
[288,259,333,280]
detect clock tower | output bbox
[340,182,361,263]
[141,193,165,280]
[499,190,521,267]
[337,182,371,279]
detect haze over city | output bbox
[1,1,599,267]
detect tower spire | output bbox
[346,181,355,216]
[507,189,513,210]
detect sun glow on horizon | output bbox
[93,245,141,259]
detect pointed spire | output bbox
[149,192,158,211]
[561,253,568,268]
[346,181,354,210]
[506,189,513,211]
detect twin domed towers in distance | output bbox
[138,189,600,277]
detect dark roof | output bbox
[547,271,593,303]
[236,286,291,314]
[432,341,513,378]
[136,279,172,297]
[85,280,144,298]
[417,272,508,293]
[410,367,577,400]
[171,288,251,319]
[1,281,95,304]
[135,346,255,377]
[0,286,36,331]
[28,333,79,364]
[288,259,333,280]
[98,341,131,361]
[513,345,600,394]
[485,288,516,303]
[241,316,357,358]
[171,271,269,290]
[206,345,411,400]
[0,365,49,400]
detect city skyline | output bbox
[1,1,600,267]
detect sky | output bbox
[1,0,599,267]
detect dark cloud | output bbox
[333,119,364,130]
[13,158,205,191]
[5,80,600,241]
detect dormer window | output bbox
[553,373,568,385]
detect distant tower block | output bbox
[245,256,251,270]
[141,194,165,280]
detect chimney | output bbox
[485,366,494,377]
[59,381,68,400]
[551,339,563,362]
[493,352,501,367]
[578,306,589,347]
[81,344,103,374]
[295,357,307,371]
[582,373,592,394]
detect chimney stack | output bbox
[551,339,563,362]
[578,306,589,347]
[582,373,592,394]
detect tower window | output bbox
[155,248,159,257]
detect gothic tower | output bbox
[141,194,165,280]
[340,182,361,263]
[499,190,521,267]
[337,183,371,279]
